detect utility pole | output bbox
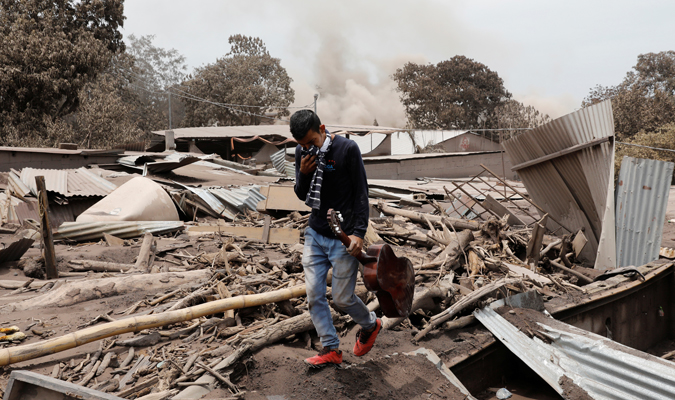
[313,93,318,114]
[168,90,172,130]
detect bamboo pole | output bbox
[0,285,307,366]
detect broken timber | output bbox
[186,225,300,244]
[35,175,58,279]
[0,284,307,366]
[377,203,480,231]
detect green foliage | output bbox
[392,56,512,130]
[0,0,125,147]
[182,35,295,127]
[583,51,675,140]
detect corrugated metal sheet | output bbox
[615,157,674,267]
[475,306,675,400]
[173,182,236,220]
[67,168,117,197]
[270,148,287,174]
[19,168,116,198]
[152,124,398,140]
[53,221,184,241]
[208,186,266,214]
[7,172,31,199]
[0,237,34,264]
[117,154,201,174]
[20,168,67,196]
[502,99,616,269]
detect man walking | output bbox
[291,110,381,367]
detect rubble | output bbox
[1,111,675,399]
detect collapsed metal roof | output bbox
[475,306,675,400]
[152,124,398,140]
[19,167,117,198]
[615,157,674,267]
[502,99,616,269]
[53,221,185,241]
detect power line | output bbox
[617,141,675,154]
[118,66,312,110]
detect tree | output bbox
[582,51,675,139]
[392,56,511,130]
[493,99,551,140]
[0,0,125,147]
[126,34,188,130]
[182,35,295,127]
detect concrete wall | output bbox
[363,151,516,180]
[0,149,120,172]
[438,133,501,153]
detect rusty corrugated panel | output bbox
[615,157,674,267]
[502,100,616,269]
[0,238,35,264]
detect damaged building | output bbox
[2,99,675,400]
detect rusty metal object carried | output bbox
[327,208,414,318]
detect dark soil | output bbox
[242,350,467,400]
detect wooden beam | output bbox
[511,136,611,171]
[186,225,300,244]
[261,214,271,244]
[35,176,58,280]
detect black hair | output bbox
[290,109,321,140]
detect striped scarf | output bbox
[302,135,332,210]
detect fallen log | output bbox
[0,284,307,366]
[549,259,593,285]
[432,229,474,264]
[413,278,520,341]
[135,233,157,273]
[376,203,480,231]
[69,259,134,272]
[0,270,211,312]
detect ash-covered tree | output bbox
[493,99,551,140]
[0,0,125,147]
[182,35,295,127]
[582,51,675,139]
[126,34,188,131]
[392,56,511,130]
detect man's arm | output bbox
[346,142,369,256]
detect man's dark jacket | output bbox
[294,135,369,239]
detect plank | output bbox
[186,225,300,244]
[257,186,310,212]
[482,194,524,226]
[4,370,123,400]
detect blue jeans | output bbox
[303,227,377,349]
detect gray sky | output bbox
[123,0,675,127]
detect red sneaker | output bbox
[353,319,382,357]
[304,347,342,368]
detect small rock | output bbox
[509,310,516,314]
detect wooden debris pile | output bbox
[0,189,603,399]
